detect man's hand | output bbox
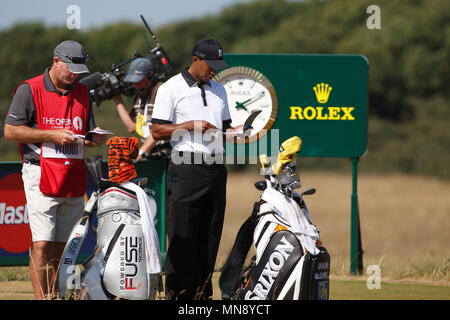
[89,133,108,146]
[152,121,218,141]
[85,127,108,147]
[223,124,251,141]
[186,120,217,132]
[51,129,76,146]
[4,124,77,145]
[233,125,245,134]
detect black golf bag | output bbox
[219,137,331,300]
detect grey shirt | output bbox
[5,68,96,163]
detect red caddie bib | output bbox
[24,74,89,197]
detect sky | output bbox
[0,0,250,30]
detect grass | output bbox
[0,266,29,282]
[323,255,450,283]
[1,171,449,299]
[328,277,450,300]
[1,274,448,300]
[384,257,450,282]
[218,171,450,279]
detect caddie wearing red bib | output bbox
[4,40,107,300]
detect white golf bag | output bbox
[57,156,161,300]
[219,137,330,300]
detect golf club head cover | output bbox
[272,136,302,175]
[106,136,139,184]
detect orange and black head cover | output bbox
[106,136,139,184]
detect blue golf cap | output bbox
[124,58,154,83]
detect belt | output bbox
[172,151,223,165]
[23,159,40,165]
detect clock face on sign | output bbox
[215,66,278,143]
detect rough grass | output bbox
[0,266,29,282]
[328,278,450,300]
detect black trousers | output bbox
[164,159,227,300]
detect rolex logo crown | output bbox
[313,83,332,104]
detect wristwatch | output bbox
[138,150,145,157]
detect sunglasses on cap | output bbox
[59,54,89,64]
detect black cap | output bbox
[192,38,228,70]
[54,40,89,74]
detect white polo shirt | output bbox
[151,70,231,154]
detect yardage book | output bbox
[73,128,114,141]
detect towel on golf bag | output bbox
[120,181,162,274]
[107,136,139,184]
[261,182,320,255]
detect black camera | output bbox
[79,15,173,107]
[149,47,173,81]
[79,67,136,106]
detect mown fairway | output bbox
[1,276,449,300]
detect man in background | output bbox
[113,57,168,161]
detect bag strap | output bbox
[219,201,260,299]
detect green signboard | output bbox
[217,54,368,275]
[219,54,368,158]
